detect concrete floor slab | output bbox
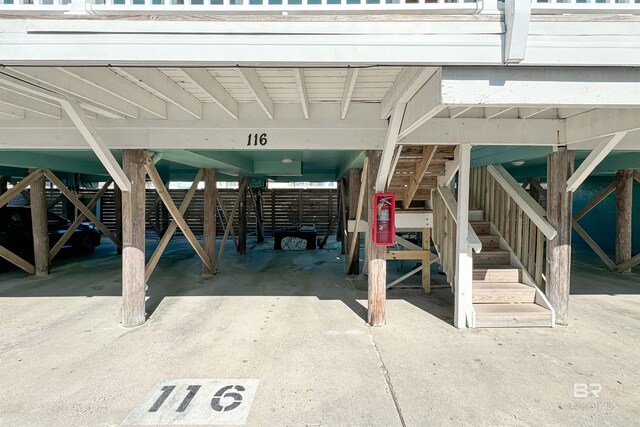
[0,240,639,426]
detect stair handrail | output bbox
[437,186,482,254]
[487,164,557,240]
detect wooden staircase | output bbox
[470,219,553,328]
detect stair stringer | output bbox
[488,223,556,327]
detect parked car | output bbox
[0,206,101,257]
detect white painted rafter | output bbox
[381,67,438,120]
[0,103,24,119]
[293,68,309,120]
[0,86,61,119]
[60,97,131,192]
[566,131,628,192]
[398,69,444,140]
[182,68,238,119]
[375,103,405,192]
[485,107,514,119]
[5,66,139,118]
[238,69,274,119]
[58,67,167,119]
[113,67,203,119]
[519,107,551,119]
[340,68,358,120]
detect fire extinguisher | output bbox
[373,193,395,246]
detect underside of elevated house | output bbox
[1,0,640,331]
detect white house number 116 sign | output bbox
[123,379,260,425]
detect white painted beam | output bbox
[293,68,309,120]
[375,104,405,192]
[238,69,273,120]
[454,144,472,329]
[381,67,438,120]
[59,67,167,119]
[0,87,61,119]
[402,118,566,146]
[566,131,628,192]
[113,67,202,119]
[340,68,358,120]
[503,0,531,64]
[566,108,640,144]
[182,68,238,120]
[60,97,131,192]
[398,69,444,140]
[6,67,139,118]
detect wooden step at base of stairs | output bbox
[473,265,522,283]
[478,234,500,249]
[470,221,491,234]
[469,210,484,222]
[474,303,552,328]
[473,249,511,265]
[473,282,536,304]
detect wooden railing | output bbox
[432,185,482,290]
[470,164,556,288]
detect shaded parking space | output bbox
[0,237,639,426]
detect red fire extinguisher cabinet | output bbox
[372,193,396,246]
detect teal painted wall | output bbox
[572,176,640,256]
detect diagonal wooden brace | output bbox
[44,170,121,248]
[0,244,35,275]
[145,169,203,282]
[215,179,249,272]
[50,178,114,260]
[144,158,215,274]
[0,169,45,209]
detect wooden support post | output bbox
[347,168,363,274]
[422,227,431,294]
[238,178,248,255]
[251,188,265,243]
[546,147,574,326]
[121,149,146,327]
[616,169,633,274]
[366,150,386,327]
[454,145,472,329]
[203,169,217,276]
[115,186,123,255]
[339,179,347,255]
[29,169,50,276]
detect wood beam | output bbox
[0,86,61,119]
[238,69,273,120]
[183,68,238,120]
[202,168,217,276]
[346,160,367,275]
[238,177,249,255]
[546,147,574,326]
[366,150,385,327]
[574,180,616,221]
[145,169,203,282]
[50,178,113,260]
[0,169,44,209]
[398,69,443,140]
[381,67,438,120]
[616,169,633,274]
[572,220,616,271]
[375,104,405,192]
[566,131,627,192]
[59,67,168,119]
[0,245,35,275]
[216,179,249,270]
[340,69,358,120]
[121,150,146,327]
[7,67,139,118]
[113,67,203,119]
[0,103,24,119]
[216,193,239,251]
[403,145,438,210]
[60,97,132,192]
[144,157,215,273]
[29,170,50,276]
[293,68,309,120]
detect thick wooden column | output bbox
[347,168,362,274]
[422,228,431,294]
[114,186,123,255]
[616,169,633,275]
[29,169,50,276]
[255,188,265,243]
[203,169,217,276]
[546,147,574,326]
[366,150,385,327]
[238,177,248,255]
[121,149,146,328]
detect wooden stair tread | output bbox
[474,264,517,270]
[474,303,549,315]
